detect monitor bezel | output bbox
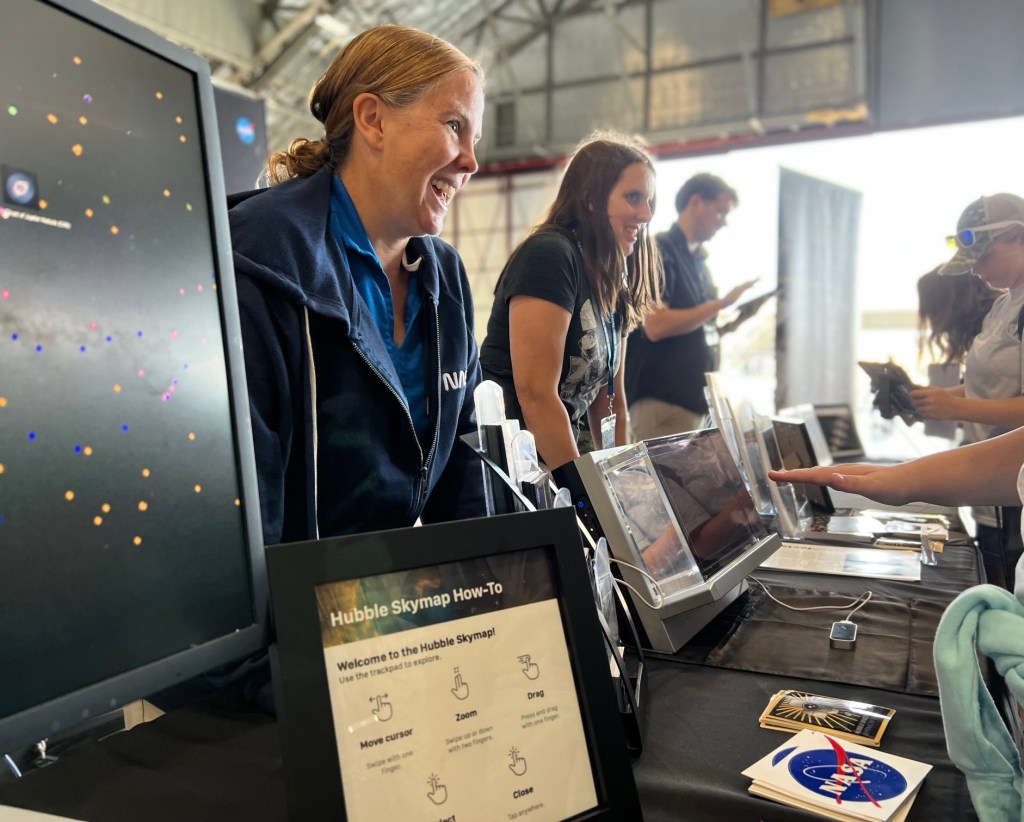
[0,0,268,755]
[266,507,641,822]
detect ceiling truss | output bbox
[94,0,870,171]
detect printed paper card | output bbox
[743,729,931,821]
[316,549,598,822]
[759,690,895,747]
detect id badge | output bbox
[599,414,617,450]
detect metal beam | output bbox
[230,0,329,87]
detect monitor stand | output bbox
[2,709,125,780]
[649,579,749,652]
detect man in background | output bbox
[626,173,763,440]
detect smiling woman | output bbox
[228,23,489,550]
[478,132,662,471]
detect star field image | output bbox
[1,0,255,716]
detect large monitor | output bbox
[571,429,780,653]
[0,0,267,756]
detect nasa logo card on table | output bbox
[742,729,931,821]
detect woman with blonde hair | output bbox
[479,132,661,472]
[230,24,488,545]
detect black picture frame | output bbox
[266,507,641,821]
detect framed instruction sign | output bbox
[267,507,640,821]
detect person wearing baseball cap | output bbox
[938,193,1024,281]
[912,193,1024,588]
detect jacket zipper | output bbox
[423,299,442,504]
[350,335,435,518]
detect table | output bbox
[634,664,974,821]
[0,508,985,821]
[630,495,983,820]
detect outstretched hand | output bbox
[767,463,911,507]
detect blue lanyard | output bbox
[575,234,618,406]
[602,311,617,402]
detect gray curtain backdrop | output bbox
[776,168,862,410]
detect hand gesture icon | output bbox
[427,773,448,805]
[451,667,470,700]
[370,694,393,722]
[518,654,540,681]
[508,747,527,776]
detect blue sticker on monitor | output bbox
[235,116,255,145]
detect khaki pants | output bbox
[629,397,705,441]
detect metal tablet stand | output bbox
[461,433,647,754]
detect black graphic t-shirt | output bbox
[480,230,621,432]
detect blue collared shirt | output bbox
[328,176,430,447]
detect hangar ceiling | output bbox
[95,0,871,171]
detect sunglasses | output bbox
[946,220,1024,250]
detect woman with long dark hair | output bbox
[917,265,1001,367]
[479,132,662,470]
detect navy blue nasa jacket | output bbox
[228,165,487,545]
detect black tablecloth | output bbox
[0,662,977,822]
[0,527,984,821]
[629,511,982,821]
[0,692,286,822]
[634,663,976,821]
[686,529,983,697]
